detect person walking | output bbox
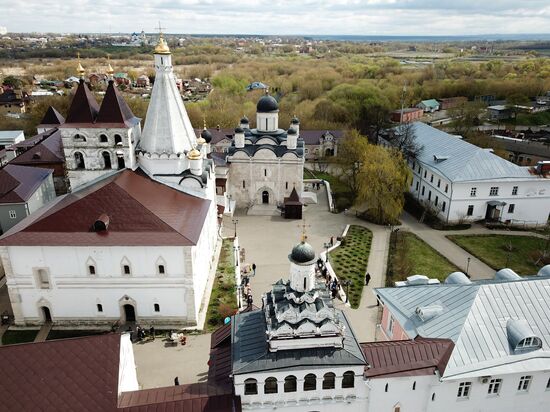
[365,273,371,286]
[150,325,155,340]
[252,263,257,276]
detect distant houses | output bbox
[416,99,440,113]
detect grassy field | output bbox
[388,232,459,284]
[329,225,372,308]
[205,239,238,331]
[447,234,546,275]
[1,329,39,345]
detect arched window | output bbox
[99,134,108,143]
[284,375,297,392]
[74,152,85,169]
[342,371,354,388]
[432,393,436,401]
[264,377,278,394]
[244,378,258,395]
[154,303,160,312]
[385,383,389,392]
[114,134,123,145]
[74,133,86,142]
[322,372,335,390]
[117,154,126,169]
[413,381,416,390]
[304,373,316,391]
[102,151,112,169]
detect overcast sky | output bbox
[1,0,549,36]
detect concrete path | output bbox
[33,322,52,342]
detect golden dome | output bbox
[154,34,171,55]
[106,63,114,75]
[187,148,202,160]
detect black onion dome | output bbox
[200,128,213,143]
[257,95,279,112]
[235,126,244,133]
[240,116,249,124]
[291,116,300,124]
[287,128,297,135]
[289,241,316,264]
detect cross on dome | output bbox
[297,219,311,242]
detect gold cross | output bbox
[156,21,166,35]
[297,220,310,242]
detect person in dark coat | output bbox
[365,273,371,286]
[252,263,256,275]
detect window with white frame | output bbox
[470,187,477,197]
[508,204,515,214]
[489,187,499,196]
[488,378,502,395]
[37,269,50,289]
[457,382,472,398]
[512,186,518,195]
[387,314,394,336]
[8,210,16,219]
[518,375,532,392]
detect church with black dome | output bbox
[226,92,305,215]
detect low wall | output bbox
[319,224,350,305]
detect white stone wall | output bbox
[409,161,550,225]
[234,365,367,412]
[1,244,201,327]
[118,333,139,394]
[227,150,304,208]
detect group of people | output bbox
[241,272,254,307]
[129,325,155,342]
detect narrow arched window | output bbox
[74,152,85,169]
[244,378,258,395]
[413,381,416,390]
[102,151,112,169]
[99,134,108,143]
[284,375,297,392]
[323,372,335,390]
[385,383,389,392]
[432,393,436,401]
[154,303,160,312]
[114,134,122,145]
[97,303,103,312]
[342,371,354,388]
[304,374,316,391]
[303,277,307,290]
[264,377,278,394]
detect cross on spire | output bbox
[156,21,166,35]
[297,219,310,242]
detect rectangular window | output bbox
[416,181,419,191]
[508,204,515,214]
[424,170,427,178]
[437,179,441,188]
[97,304,103,312]
[512,186,518,195]
[489,186,499,196]
[422,186,425,196]
[158,265,165,274]
[435,196,438,206]
[242,180,246,189]
[442,201,446,212]
[518,376,532,392]
[123,265,131,275]
[428,191,432,201]
[546,377,550,390]
[467,205,474,216]
[445,184,448,193]
[154,303,160,312]
[38,270,50,288]
[387,315,394,336]
[88,265,96,275]
[286,182,288,190]
[8,210,16,219]
[470,187,477,197]
[488,379,502,395]
[430,174,434,183]
[264,169,267,177]
[457,382,472,398]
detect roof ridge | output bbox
[65,79,99,124]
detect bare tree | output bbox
[383,122,424,160]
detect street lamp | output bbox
[343,280,352,303]
[227,194,232,213]
[466,257,471,278]
[232,218,239,238]
[324,242,331,263]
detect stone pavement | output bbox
[132,333,211,389]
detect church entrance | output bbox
[262,190,269,204]
[41,306,52,323]
[123,304,136,322]
[102,152,112,169]
[117,154,126,169]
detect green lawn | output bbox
[1,329,39,345]
[205,239,238,331]
[447,234,546,275]
[388,232,459,284]
[328,225,372,308]
[46,329,106,340]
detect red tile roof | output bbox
[118,382,240,412]
[0,333,120,412]
[210,323,231,349]
[65,79,100,124]
[39,105,65,126]
[96,80,139,127]
[10,129,65,165]
[0,169,211,246]
[361,337,454,378]
[0,164,53,204]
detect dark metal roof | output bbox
[0,333,120,412]
[299,130,344,145]
[10,129,65,165]
[39,106,65,126]
[96,80,140,127]
[201,128,213,143]
[231,309,365,375]
[208,345,232,385]
[284,187,302,206]
[256,95,279,112]
[361,337,454,378]
[118,382,240,412]
[65,79,100,124]
[0,164,53,204]
[289,241,315,264]
[0,168,211,246]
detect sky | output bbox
[1,0,550,36]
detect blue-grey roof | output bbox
[375,276,550,379]
[231,309,365,375]
[407,122,534,182]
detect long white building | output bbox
[386,122,550,225]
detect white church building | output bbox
[0,34,219,328]
[226,95,305,214]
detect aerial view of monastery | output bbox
[0,1,550,411]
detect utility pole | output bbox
[232,218,238,238]
[400,82,407,124]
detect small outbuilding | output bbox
[283,187,302,219]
